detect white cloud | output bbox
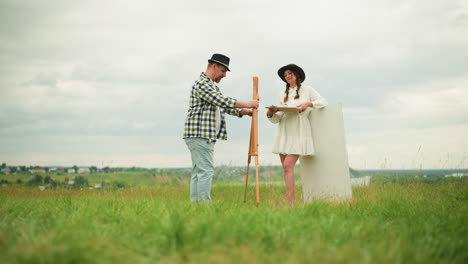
[344,75,468,168]
[345,75,468,126]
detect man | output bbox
[183,53,259,202]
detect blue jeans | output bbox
[184,138,215,202]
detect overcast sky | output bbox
[0,0,467,169]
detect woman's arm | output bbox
[308,86,327,108]
[267,89,285,123]
[296,86,327,112]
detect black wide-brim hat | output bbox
[277,64,305,83]
[208,53,231,71]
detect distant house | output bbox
[33,168,46,173]
[1,168,10,174]
[67,169,75,174]
[49,167,58,172]
[78,167,90,174]
[350,176,372,186]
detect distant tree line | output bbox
[0,162,155,175]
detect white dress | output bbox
[268,85,327,156]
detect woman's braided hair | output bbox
[283,71,303,103]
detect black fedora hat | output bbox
[277,64,305,83]
[208,53,231,71]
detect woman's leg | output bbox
[281,154,300,204]
[279,154,286,167]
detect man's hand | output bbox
[248,100,259,108]
[240,108,253,116]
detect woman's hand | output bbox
[266,106,279,118]
[296,102,313,113]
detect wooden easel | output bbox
[244,76,260,205]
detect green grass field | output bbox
[0,175,467,263]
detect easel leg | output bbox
[245,76,260,205]
[255,156,259,205]
[244,157,251,202]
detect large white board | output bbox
[300,103,352,202]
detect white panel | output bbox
[300,103,352,202]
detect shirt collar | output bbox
[200,72,213,83]
[200,72,218,89]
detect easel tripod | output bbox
[244,77,260,205]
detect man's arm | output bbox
[196,82,238,108]
[222,107,253,117]
[222,98,258,117]
[196,81,259,109]
[234,100,259,108]
[240,108,253,116]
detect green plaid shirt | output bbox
[183,72,242,142]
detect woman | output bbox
[266,64,327,204]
